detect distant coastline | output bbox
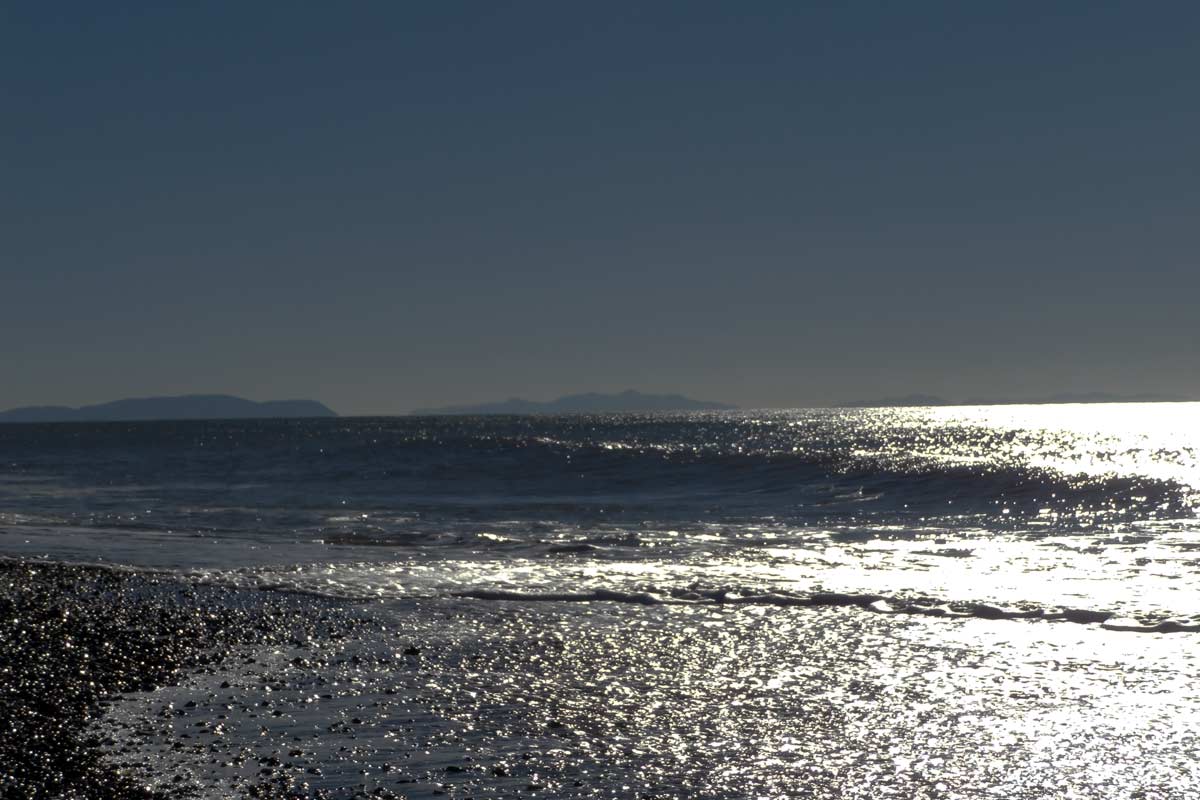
[412,390,736,416]
[0,394,337,424]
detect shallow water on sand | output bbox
[100,596,1200,799]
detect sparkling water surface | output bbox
[3,405,1199,797]
[3,404,1197,612]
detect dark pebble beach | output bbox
[0,559,364,799]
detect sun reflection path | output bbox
[858,402,1200,499]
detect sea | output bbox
[3,404,1199,798]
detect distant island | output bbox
[0,394,337,423]
[412,390,737,416]
[843,391,1189,408]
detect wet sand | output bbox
[5,558,1200,799]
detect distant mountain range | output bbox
[844,391,1189,408]
[0,394,337,423]
[412,390,737,416]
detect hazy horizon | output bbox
[4,388,1199,420]
[6,3,1198,416]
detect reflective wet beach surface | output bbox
[101,595,1200,799]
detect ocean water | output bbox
[3,405,1200,797]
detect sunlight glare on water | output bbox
[868,402,1200,496]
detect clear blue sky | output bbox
[4,2,1198,414]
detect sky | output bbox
[4,2,1198,414]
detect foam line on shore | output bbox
[13,555,1194,635]
[452,587,1200,633]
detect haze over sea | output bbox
[3,403,1199,797]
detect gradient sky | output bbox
[4,2,1198,414]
